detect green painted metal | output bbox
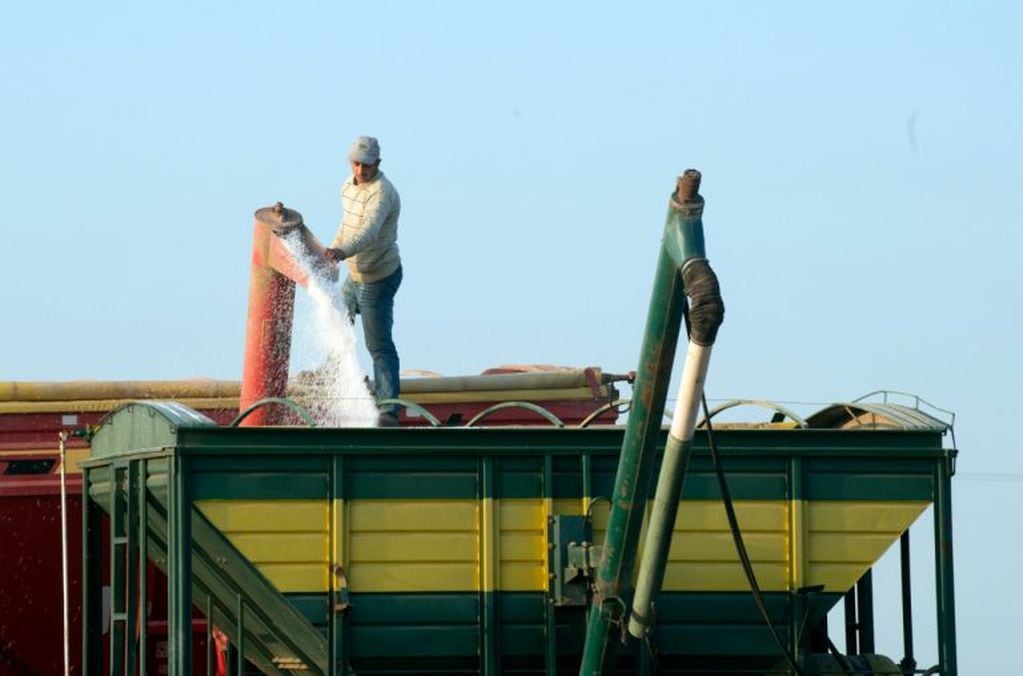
[806,397,952,432]
[81,402,957,674]
[235,596,244,676]
[109,464,126,675]
[543,453,558,674]
[165,454,179,675]
[229,397,318,427]
[205,595,214,676]
[90,401,217,458]
[329,454,346,675]
[789,457,804,666]
[87,409,947,505]
[466,401,566,427]
[82,470,103,675]
[138,458,149,672]
[169,454,192,676]
[162,424,945,458]
[125,462,141,673]
[300,590,840,661]
[580,184,708,675]
[629,433,692,637]
[581,452,593,504]
[699,399,809,428]
[481,456,499,674]
[934,450,959,673]
[856,569,876,653]
[578,399,629,429]
[83,453,330,675]
[376,397,443,426]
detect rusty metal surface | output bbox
[254,201,304,234]
[675,168,701,203]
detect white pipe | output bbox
[628,341,713,638]
[669,342,713,443]
[58,432,71,676]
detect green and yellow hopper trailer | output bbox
[78,172,958,675]
[80,398,956,675]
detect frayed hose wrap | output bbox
[681,258,724,346]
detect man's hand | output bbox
[324,248,346,263]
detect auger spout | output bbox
[239,202,334,426]
[580,170,724,673]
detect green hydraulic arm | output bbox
[580,170,724,674]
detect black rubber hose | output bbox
[681,248,807,673]
[701,392,809,676]
[684,292,804,676]
[681,258,724,346]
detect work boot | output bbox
[377,411,400,427]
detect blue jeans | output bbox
[342,266,402,414]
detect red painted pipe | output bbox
[238,203,332,426]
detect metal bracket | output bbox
[548,515,601,606]
[332,564,351,613]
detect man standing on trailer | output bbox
[324,135,403,427]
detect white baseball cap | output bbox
[348,136,380,164]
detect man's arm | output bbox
[325,192,349,262]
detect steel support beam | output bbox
[82,469,103,676]
[856,570,875,654]
[168,454,193,675]
[899,531,916,675]
[934,453,958,674]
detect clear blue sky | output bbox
[3,2,1021,672]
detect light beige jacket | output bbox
[330,171,401,283]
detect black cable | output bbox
[677,262,809,675]
[700,392,809,676]
[643,633,660,675]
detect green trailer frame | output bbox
[81,402,957,675]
